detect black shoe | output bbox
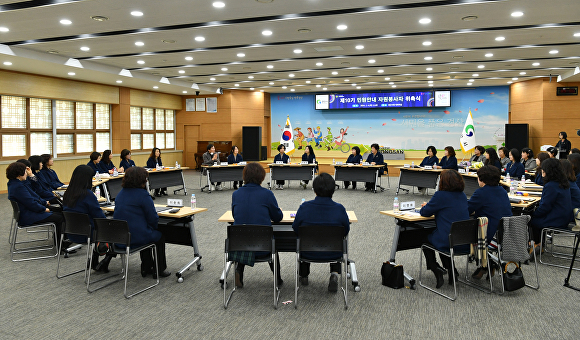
[96,255,113,273]
[233,184,238,190]
[352,185,357,190]
[90,252,100,270]
[328,273,339,292]
[277,278,284,287]
[433,267,446,288]
[235,271,244,288]
[141,264,152,277]
[365,187,371,192]
[448,269,459,285]
[154,193,162,197]
[152,270,171,279]
[299,276,309,286]
[344,184,350,189]
[151,195,156,200]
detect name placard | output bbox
[424,166,433,170]
[275,161,283,164]
[363,162,370,166]
[458,168,466,174]
[239,161,247,165]
[403,164,410,168]
[400,201,416,211]
[301,161,308,164]
[220,162,228,166]
[167,199,183,207]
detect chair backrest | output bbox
[496,215,532,263]
[62,211,93,238]
[448,219,480,248]
[9,200,20,223]
[104,177,123,201]
[226,225,273,252]
[298,226,345,253]
[93,218,130,245]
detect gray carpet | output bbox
[1,170,579,340]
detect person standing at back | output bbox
[555,131,571,159]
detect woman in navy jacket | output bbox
[568,153,580,189]
[420,146,439,167]
[534,152,550,186]
[146,148,167,196]
[293,173,350,291]
[119,149,136,170]
[344,146,363,189]
[530,158,572,247]
[227,145,243,189]
[63,165,108,271]
[113,167,170,279]
[300,145,316,189]
[273,144,290,189]
[365,143,385,191]
[38,154,64,189]
[231,163,283,287]
[419,169,469,288]
[99,149,121,174]
[505,148,525,179]
[483,148,502,170]
[28,156,60,205]
[555,131,572,159]
[560,160,580,222]
[6,162,64,241]
[87,152,105,175]
[467,165,512,279]
[435,146,458,171]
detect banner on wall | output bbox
[280,115,296,155]
[460,109,476,153]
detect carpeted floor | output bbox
[1,169,579,340]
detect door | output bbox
[184,125,200,169]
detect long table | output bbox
[268,163,316,189]
[396,167,442,195]
[217,210,361,291]
[201,164,245,193]
[333,164,384,193]
[146,167,189,195]
[102,204,207,283]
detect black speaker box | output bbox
[261,146,267,160]
[505,124,529,151]
[242,126,262,161]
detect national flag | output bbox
[460,109,476,153]
[280,115,295,155]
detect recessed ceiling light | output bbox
[290,89,295,92]
[332,71,338,75]
[262,30,272,36]
[429,84,434,86]
[131,11,143,16]
[422,41,432,46]
[116,80,122,83]
[389,82,394,85]
[469,79,474,82]
[178,70,185,74]
[467,82,472,85]
[316,85,321,88]
[355,45,364,50]
[426,67,433,71]
[267,65,274,69]
[3,61,12,66]
[153,86,158,89]
[235,84,239,87]
[519,72,526,75]
[289,74,295,78]
[485,53,493,57]
[80,46,90,51]
[428,80,433,83]
[306,81,311,83]
[137,60,145,64]
[269,82,274,85]
[237,53,245,57]
[424,56,432,60]
[213,1,225,8]
[294,49,302,54]
[0,27,10,32]
[344,79,350,82]
[68,72,75,76]
[282,86,287,89]
[495,36,505,41]
[384,77,390,81]
[478,65,485,69]
[195,36,205,42]
[368,59,376,64]
[507,81,513,84]
[392,85,397,88]
[60,19,72,25]
[352,84,356,86]
[248,76,254,79]
[549,50,559,54]
[376,70,384,74]
[221,67,228,71]
[511,11,524,17]
[337,24,347,30]
[419,18,431,24]
[427,75,433,79]
[323,88,327,90]
[250,87,255,90]
[91,16,109,22]
[472,73,479,77]
[356,86,361,89]
[183,91,188,93]
[532,62,540,66]
[210,77,216,81]
[185,56,193,61]
[512,77,518,80]
[316,62,323,67]
[135,41,144,46]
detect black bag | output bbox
[381,261,404,289]
[502,261,525,291]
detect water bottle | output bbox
[505,173,510,184]
[333,158,335,165]
[301,198,305,205]
[521,175,526,188]
[156,161,160,170]
[95,171,100,181]
[95,186,100,198]
[360,158,363,165]
[175,161,179,168]
[113,167,118,177]
[312,158,316,164]
[411,161,415,168]
[509,179,516,196]
[191,194,196,209]
[393,197,399,212]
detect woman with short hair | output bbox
[202,144,222,191]
[435,146,458,170]
[498,147,510,168]
[119,149,136,170]
[273,144,290,190]
[555,131,571,159]
[364,143,385,191]
[87,152,105,175]
[469,145,486,163]
[38,154,64,189]
[344,146,363,189]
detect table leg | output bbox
[269,168,273,190]
[101,184,110,202]
[174,170,187,195]
[175,216,203,282]
[374,169,378,193]
[207,170,212,193]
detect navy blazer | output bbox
[420,156,439,167]
[485,159,502,170]
[146,157,162,168]
[63,189,106,244]
[113,188,161,247]
[273,153,290,163]
[346,154,362,164]
[366,152,385,175]
[7,179,51,226]
[99,160,116,172]
[531,181,572,229]
[505,161,525,178]
[87,161,106,175]
[292,196,350,261]
[438,156,458,170]
[576,173,580,189]
[232,183,283,226]
[227,154,243,164]
[119,159,135,170]
[570,181,580,221]
[468,185,513,241]
[301,153,316,163]
[535,173,544,186]
[38,168,64,189]
[420,190,469,251]
[556,139,572,158]
[27,175,54,201]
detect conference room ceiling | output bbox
[0,0,579,95]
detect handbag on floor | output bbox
[502,261,525,291]
[381,261,404,289]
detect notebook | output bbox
[155,206,171,213]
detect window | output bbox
[76,102,93,129]
[96,132,110,151]
[96,103,110,129]
[30,98,52,129]
[2,134,26,157]
[56,134,74,154]
[131,134,141,150]
[56,100,74,129]
[130,106,141,130]
[129,107,175,151]
[76,134,94,153]
[1,96,26,129]
[30,133,52,155]
[1,96,27,159]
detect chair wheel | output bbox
[177,277,184,283]
[354,285,361,292]
[197,264,204,271]
[346,273,351,279]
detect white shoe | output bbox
[210,185,216,191]
[216,185,223,191]
[420,188,427,195]
[279,185,284,190]
[275,185,280,190]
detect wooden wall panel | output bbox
[510,79,543,104]
[129,89,182,110]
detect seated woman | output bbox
[38,154,64,189]
[28,155,60,205]
[62,165,109,272]
[119,149,136,171]
[147,148,168,196]
[344,146,363,189]
[505,148,525,179]
[530,158,571,253]
[231,162,284,287]
[365,143,385,191]
[560,159,580,221]
[570,148,580,156]
[498,147,510,168]
[521,148,536,171]
[87,152,105,175]
[469,145,486,163]
[300,145,316,189]
[17,158,58,205]
[100,149,123,174]
[418,145,439,194]
[546,146,558,159]
[534,152,550,185]
[568,153,580,188]
[293,173,350,292]
[201,144,222,191]
[467,165,512,279]
[483,148,502,169]
[227,145,243,190]
[113,167,171,279]
[435,146,458,170]
[273,144,290,190]
[419,169,469,288]
[6,162,64,245]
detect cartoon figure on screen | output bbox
[294,127,305,150]
[305,127,315,146]
[331,126,350,153]
[322,127,334,149]
[313,126,322,147]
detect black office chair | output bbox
[87,218,159,299]
[9,200,58,262]
[376,163,390,191]
[295,226,349,309]
[540,211,580,271]
[57,211,93,280]
[223,225,279,309]
[419,219,492,301]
